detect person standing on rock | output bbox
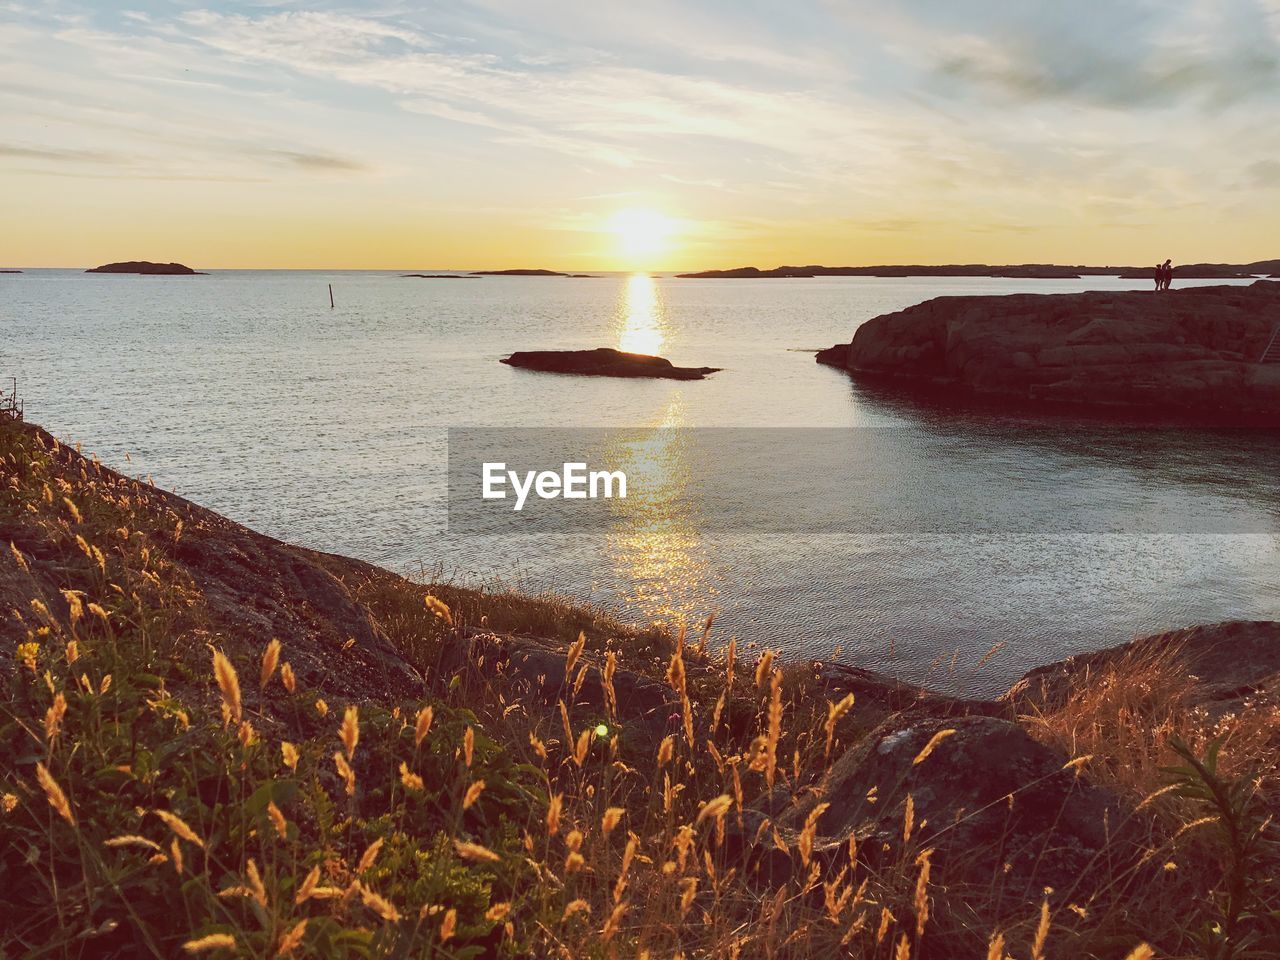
[1154,262,1164,291]
[1162,259,1174,290]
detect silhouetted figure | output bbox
[1154,263,1163,291]
[1161,259,1173,290]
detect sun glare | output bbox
[608,208,675,262]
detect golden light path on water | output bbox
[603,393,720,630]
[614,273,666,357]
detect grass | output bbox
[2,416,1277,958]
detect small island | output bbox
[401,273,478,279]
[472,268,568,276]
[501,347,721,380]
[0,269,22,274]
[86,260,206,275]
[817,280,1280,417]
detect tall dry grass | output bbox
[2,417,1276,958]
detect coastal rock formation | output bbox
[679,260,1280,280]
[471,268,568,276]
[86,260,205,275]
[817,280,1280,417]
[401,273,478,279]
[0,269,22,274]
[502,347,721,380]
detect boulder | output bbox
[779,716,1144,912]
[502,348,721,380]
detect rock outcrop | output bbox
[86,261,205,275]
[502,348,721,380]
[679,261,1280,279]
[817,280,1280,418]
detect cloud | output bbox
[0,143,115,162]
[270,150,367,172]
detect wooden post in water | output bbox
[329,283,334,308]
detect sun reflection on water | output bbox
[604,395,719,629]
[615,273,666,357]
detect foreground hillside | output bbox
[1,416,1277,958]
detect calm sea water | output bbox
[4,269,1277,693]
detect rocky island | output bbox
[818,280,1280,418]
[400,273,478,279]
[502,347,721,380]
[86,260,206,275]
[471,268,569,276]
[2,411,1277,956]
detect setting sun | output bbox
[607,208,676,262]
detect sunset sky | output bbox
[4,0,1280,270]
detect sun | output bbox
[608,208,675,262]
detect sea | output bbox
[4,268,1277,694]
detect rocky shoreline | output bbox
[501,347,721,380]
[818,280,1280,418]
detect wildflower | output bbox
[696,794,733,827]
[35,762,75,825]
[455,840,501,862]
[280,661,296,694]
[463,779,485,810]
[602,807,625,836]
[562,899,590,921]
[824,694,856,760]
[17,641,39,671]
[154,810,205,848]
[1031,899,1050,960]
[210,649,241,724]
[913,729,956,765]
[260,639,281,690]
[360,886,401,922]
[463,726,474,767]
[399,762,424,792]
[267,802,288,840]
[275,919,307,956]
[986,931,1005,960]
[414,705,433,746]
[2,793,18,813]
[9,542,30,574]
[339,706,359,760]
[295,865,321,904]
[105,834,161,851]
[182,934,237,953]
[245,859,268,907]
[1123,945,1154,960]
[486,902,511,922]
[315,698,328,717]
[424,595,453,626]
[44,692,67,742]
[357,838,383,874]
[333,752,355,796]
[546,793,563,836]
[171,837,184,875]
[281,742,299,771]
[439,908,457,942]
[565,631,586,677]
[64,640,78,666]
[657,735,674,767]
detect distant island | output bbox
[472,268,568,276]
[86,261,206,275]
[679,260,1280,280]
[502,347,721,380]
[0,269,22,274]
[401,273,478,279]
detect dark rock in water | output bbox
[502,348,721,380]
[814,343,849,367]
[0,269,22,274]
[817,280,1280,419]
[401,274,478,279]
[566,274,595,278]
[471,268,569,276]
[86,261,205,275]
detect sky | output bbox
[3,0,1280,270]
